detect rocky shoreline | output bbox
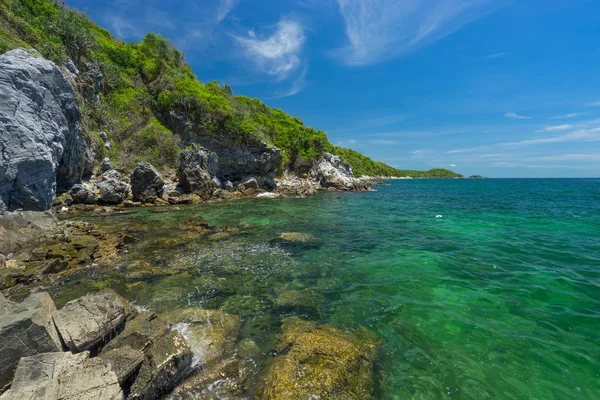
[0,46,382,399]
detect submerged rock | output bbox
[53,289,132,353]
[276,289,325,315]
[261,317,380,400]
[0,49,86,211]
[130,162,164,203]
[271,232,317,244]
[0,292,64,389]
[161,308,241,370]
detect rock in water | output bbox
[53,289,131,353]
[316,153,358,190]
[0,49,86,211]
[261,317,380,400]
[177,146,220,200]
[0,292,64,389]
[130,162,164,203]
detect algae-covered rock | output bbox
[102,312,169,353]
[220,295,274,317]
[261,317,380,400]
[271,232,318,244]
[161,308,241,370]
[276,289,325,315]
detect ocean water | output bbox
[54,178,600,399]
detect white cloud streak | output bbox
[504,112,531,120]
[216,0,239,22]
[234,19,306,80]
[334,0,508,66]
[485,52,508,60]
[551,112,583,119]
[535,124,573,132]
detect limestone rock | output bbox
[0,211,58,255]
[128,330,192,400]
[102,312,169,353]
[316,153,357,190]
[0,351,123,400]
[261,317,380,400]
[130,162,164,203]
[67,184,97,205]
[92,346,144,386]
[0,49,86,211]
[53,289,131,353]
[0,292,63,389]
[96,170,130,205]
[177,146,220,200]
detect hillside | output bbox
[0,0,461,178]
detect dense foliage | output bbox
[0,0,461,178]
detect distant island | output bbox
[469,175,485,179]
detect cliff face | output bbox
[0,49,86,211]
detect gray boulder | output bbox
[128,331,192,400]
[0,351,123,400]
[96,170,130,205]
[0,49,86,211]
[177,147,220,200]
[316,153,358,190]
[130,162,164,203]
[0,211,58,255]
[67,184,97,205]
[0,292,64,389]
[100,157,113,173]
[53,289,131,353]
[0,293,14,318]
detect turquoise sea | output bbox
[55,178,600,399]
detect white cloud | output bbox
[334,0,508,66]
[551,112,583,120]
[275,66,308,98]
[369,139,398,145]
[587,101,600,107]
[234,19,306,80]
[216,0,239,22]
[535,124,573,132]
[484,52,508,60]
[450,164,457,167]
[537,153,600,161]
[504,112,531,120]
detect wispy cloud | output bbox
[535,124,573,132]
[484,52,509,60]
[234,19,306,80]
[587,101,600,107]
[334,0,509,66]
[551,112,583,120]
[369,139,399,145]
[504,112,531,120]
[537,153,600,161]
[274,66,308,98]
[216,0,238,23]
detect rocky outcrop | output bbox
[177,146,220,200]
[96,170,131,205]
[0,211,58,255]
[130,162,164,203]
[0,292,64,389]
[0,351,123,400]
[161,113,282,183]
[316,153,360,190]
[53,289,132,353]
[0,49,86,211]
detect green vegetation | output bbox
[334,147,463,178]
[0,0,460,178]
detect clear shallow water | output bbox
[54,179,600,399]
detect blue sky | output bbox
[67,0,600,177]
